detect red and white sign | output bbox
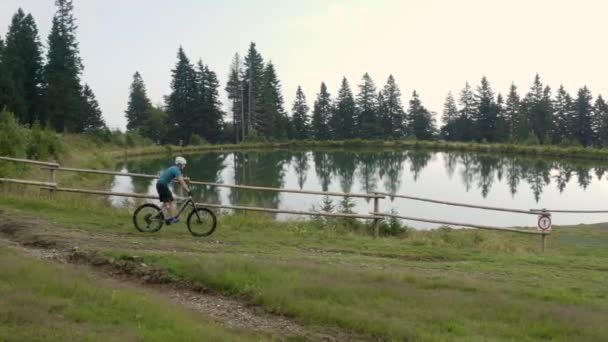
[538,215,552,231]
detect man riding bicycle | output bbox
[156,156,191,224]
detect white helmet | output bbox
[175,156,187,166]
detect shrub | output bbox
[26,121,64,161]
[0,109,27,158]
[190,134,208,146]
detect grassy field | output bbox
[1,193,607,341]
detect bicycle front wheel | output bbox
[133,203,164,233]
[187,207,217,237]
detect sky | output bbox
[1,0,607,131]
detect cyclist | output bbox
[156,156,191,224]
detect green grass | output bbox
[1,193,608,340]
[0,243,262,341]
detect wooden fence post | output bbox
[541,233,547,253]
[49,162,57,198]
[373,193,380,238]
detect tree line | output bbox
[0,0,105,133]
[2,2,607,148]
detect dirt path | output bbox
[0,211,367,341]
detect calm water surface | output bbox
[110,149,608,229]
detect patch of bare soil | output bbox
[0,210,369,341]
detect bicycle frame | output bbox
[173,197,196,218]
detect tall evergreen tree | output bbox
[552,85,574,144]
[165,47,197,144]
[259,62,288,139]
[495,93,509,142]
[522,74,553,143]
[80,84,105,132]
[226,53,244,143]
[329,77,356,139]
[125,71,152,131]
[356,73,381,138]
[440,91,458,140]
[192,61,223,143]
[242,42,265,137]
[379,75,405,138]
[45,0,86,132]
[504,83,528,140]
[311,82,332,140]
[291,86,309,139]
[572,86,595,146]
[3,9,44,125]
[594,95,608,146]
[473,76,498,142]
[0,34,11,111]
[407,91,436,140]
[455,82,476,141]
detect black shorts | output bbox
[156,182,174,203]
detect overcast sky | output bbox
[1,0,607,130]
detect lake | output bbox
[110,149,608,229]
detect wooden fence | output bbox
[1,156,557,251]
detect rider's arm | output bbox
[176,176,191,194]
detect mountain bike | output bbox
[132,195,217,237]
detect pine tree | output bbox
[45,0,86,132]
[192,61,223,143]
[226,53,244,143]
[407,91,436,140]
[594,95,608,146]
[329,77,356,139]
[572,86,594,146]
[0,34,11,111]
[455,82,476,141]
[473,76,498,142]
[495,93,509,142]
[125,71,152,131]
[80,84,105,132]
[291,86,309,139]
[3,9,44,125]
[552,85,574,144]
[440,91,458,140]
[259,62,288,139]
[242,42,265,137]
[356,73,381,138]
[311,82,332,140]
[379,75,405,138]
[522,74,553,144]
[166,47,197,144]
[505,84,525,141]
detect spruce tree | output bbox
[259,62,288,139]
[166,47,197,144]
[80,84,105,132]
[311,82,332,140]
[201,64,224,143]
[455,82,476,141]
[125,71,152,131]
[291,86,310,139]
[329,77,356,139]
[45,0,86,132]
[0,34,11,111]
[594,95,608,146]
[379,74,405,138]
[522,74,553,143]
[572,86,594,146]
[3,9,44,125]
[226,53,244,143]
[407,91,436,140]
[440,92,458,140]
[495,93,509,142]
[552,85,574,144]
[473,76,498,142]
[242,42,265,137]
[356,73,381,138]
[505,84,525,141]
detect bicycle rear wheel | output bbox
[187,207,217,237]
[133,203,164,233]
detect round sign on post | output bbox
[538,215,551,231]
